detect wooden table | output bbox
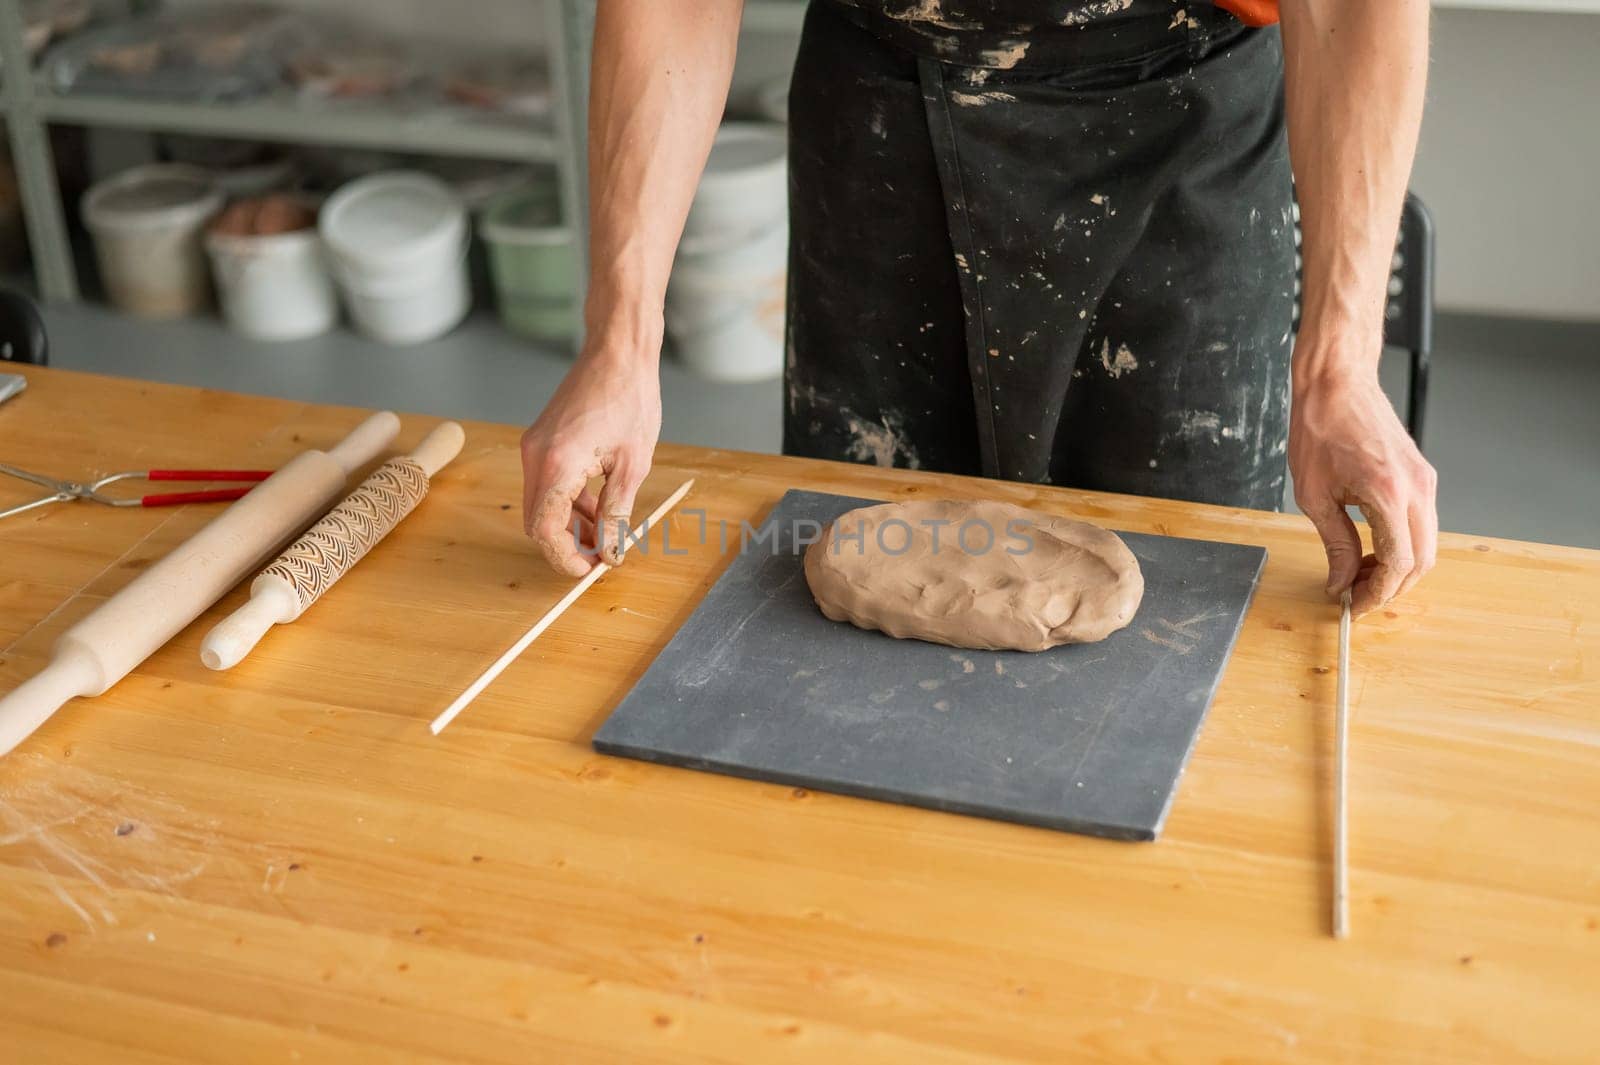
[1,366,1596,1064]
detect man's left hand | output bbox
[1289,356,1438,617]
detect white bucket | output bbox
[206,227,338,341]
[320,171,470,344]
[666,221,786,382]
[329,246,471,346]
[681,123,787,246]
[82,164,224,318]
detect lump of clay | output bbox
[804,499,1144,652]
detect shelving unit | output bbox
[0,0,590,306]
[0,0,808,312]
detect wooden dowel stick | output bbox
[430,478,695,736]
[1334,588,1352,940]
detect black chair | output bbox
[0,290,48,366]
[1293,191,1435,450]
[1386,194,1435,446]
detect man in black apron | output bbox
[520,0,1437,617]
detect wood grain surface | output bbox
[1,366,1596,1064]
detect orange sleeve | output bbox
[1215,0,1280,27]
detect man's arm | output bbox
[521,0,744,575]
[1280,0,1438,616]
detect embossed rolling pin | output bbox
[200,421,466,672]
[0,411,401,757]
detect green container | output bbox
[480,185,578,342]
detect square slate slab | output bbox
[593,490,1266,840]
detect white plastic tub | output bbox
[320,171,470,344]
[328,251,471,346]
[681,123,787,246]
[666,220,786,382]
[82,164,224,318]
[206,226,338,341]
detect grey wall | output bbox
[1410,8,1600,320]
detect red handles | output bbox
[146,470,274,483]
[140,487,259,507]
[138,470,273,506]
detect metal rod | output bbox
[431,479,695,736]
[1334,588,1352,940]
[0,493,70,521]
[0,462,68,492]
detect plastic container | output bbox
[319,171,470,344]
[665,221,786,382]
[480,185,577,342]
[82,164,224,318]
[206,214,338,342]
[681,123,787,245]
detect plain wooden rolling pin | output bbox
[200,421,465,671]
[0,411,400,757]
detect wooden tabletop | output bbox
[1,365,1596,1064]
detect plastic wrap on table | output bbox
[38,4,309,103]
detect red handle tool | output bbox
[137,470,274,507]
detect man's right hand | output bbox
[520,347,662,576]
[518,0,741,574]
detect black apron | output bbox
[783,0,1296,510]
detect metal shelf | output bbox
[0,0,589,307]
[30,92,559,161]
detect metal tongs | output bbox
[0,463,274,521]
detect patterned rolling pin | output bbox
[200,421,465,671]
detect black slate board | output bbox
[593,490,1266,841]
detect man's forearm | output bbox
[1280,0,1438,613]
[1280,0,1429,390]
[585,0,744,361]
